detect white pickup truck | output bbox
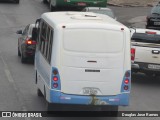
[131,28,160,76]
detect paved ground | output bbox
[109,6,151,27]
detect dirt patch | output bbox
[108,0,160,7]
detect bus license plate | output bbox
[77,2,86,6]
[83,88,98,95]
[148,64,160,70]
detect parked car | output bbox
[146,4,160,30]
[131,28,160,76]
[0,0,19,4]
[82,7,116,20]
[17,24,37,63]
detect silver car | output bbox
[82,7,116,20]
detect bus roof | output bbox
[41,12,126,29]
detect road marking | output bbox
[0,52,31,120]
[1,55,14,83]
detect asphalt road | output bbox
[109,6,151,26]
[0,0,160,120]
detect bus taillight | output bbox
[53,83,58,88]
[52,68,61,90]
[121,71,131,92]
[53,69,58,75]
[125,71,130,77]
[53,76,58,81]
[124,79,129,84]
[124,85,129,90]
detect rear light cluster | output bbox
[52,68,60,89]
[25,37,37,45]
[131,48,135,61]
[124,71,130,91]
[121,71,131,92]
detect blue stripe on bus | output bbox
[50,90,129,106]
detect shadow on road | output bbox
[131,72,160,86]
[0,0,19,4]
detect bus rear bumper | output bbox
[50,90,130,106]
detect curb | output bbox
[107,3,123,7]
[107,3,154,7]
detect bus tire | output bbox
[44,85,46,99]
[35,72,37,84]
[37,88,43,97]
[46,102,52,111]
[110,106,118,117]
[101,106,118,117]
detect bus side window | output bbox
[39,21,43,51]
[38,21,43,50]
[40,21,47,55]
[47,29,53,64]
[44,26,50,57]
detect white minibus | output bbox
[33,12,131,114]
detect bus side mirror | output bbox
[32,18,41,41]
[32,28,38,41]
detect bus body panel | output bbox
[35,12,131,107]
[58,28,125,96]
[35,51,52,102]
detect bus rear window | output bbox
[131,33,160,44]
[63,29,124,53]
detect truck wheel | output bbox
[155,73,160,77]
[146,72,154,77]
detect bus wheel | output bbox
[110,106,118,117]
[101,106,118,117]
[37,88,43,97]
[46,102,53,112]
